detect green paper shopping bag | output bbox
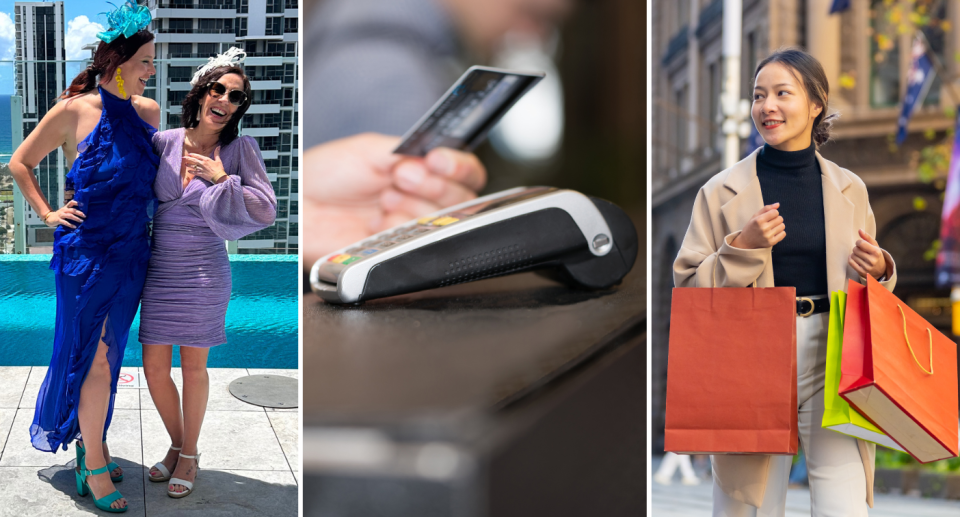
[822,290,904,451]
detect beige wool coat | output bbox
[672,148,897,508]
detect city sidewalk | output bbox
[0,366,298,516]
[652,455,960,516]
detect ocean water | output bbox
[0,94,11,161]
[0,255,298,368]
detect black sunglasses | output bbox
[207,81,248,106]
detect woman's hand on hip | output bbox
[849,229,886,280]
[184,147,227,184]
[45,200,85,229]
[731,203,785,249]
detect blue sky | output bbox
[0,0,118,94]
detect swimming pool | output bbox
[0,254,297,368]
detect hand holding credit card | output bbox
[393,66,545,157]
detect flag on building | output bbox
[829,0,851,14]
[935,109,960,288]
[896,37,935,146]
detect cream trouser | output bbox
[712,312,871,517]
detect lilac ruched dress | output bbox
[138,128,277,347]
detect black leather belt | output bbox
[797,295,830,317]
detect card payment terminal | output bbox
[310,187,638,304]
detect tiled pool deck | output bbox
[0,367,299,516]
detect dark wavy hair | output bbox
[754,47,838,149]
[61,29,155,99]
[181,66,253,147]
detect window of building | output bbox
[675,86,687,168]
[236,17,247,37]
[167,113,182,127]
[266,17,283,35]
[198,43,218,58]
[284,18,298,33]
[920,1,948,106]
[707,61,720,152]
[266,0,283,13]
[254,90,281,104]
[284,0,298,9]
[168,43,191,58]
[168,66,194,82]
[869,0,900,108]
[167,19,192,32]
[168,90,188,104]
[238,0,249,13]
[257,136,279,151]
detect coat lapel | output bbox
[817,152,856,294]
[720,149,765,245]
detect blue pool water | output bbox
[0,254,298,368]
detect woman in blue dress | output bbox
[9,4,157,512]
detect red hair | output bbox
[61,29,154,99]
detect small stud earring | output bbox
[115,67,127,99]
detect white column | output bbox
[721,0,743,169]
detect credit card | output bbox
[393,66,545,157]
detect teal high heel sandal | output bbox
[76,456,128,513]
[76,441,123,482]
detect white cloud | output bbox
[0,12,14,60]
[65,16,105,61]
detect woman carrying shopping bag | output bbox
[673,47,897,516]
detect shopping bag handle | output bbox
[711,256,757,288]
[897,304,933,375]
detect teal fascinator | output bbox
[96,1,152,44]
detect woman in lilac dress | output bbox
[138,52,277,498]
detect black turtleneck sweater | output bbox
[756,143,828,296]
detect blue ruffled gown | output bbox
[30,87,159,452]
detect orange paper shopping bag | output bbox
[665,286,798,454]
[840,277,959,463]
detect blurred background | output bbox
[651,0,960,505]
[303,0,644,213]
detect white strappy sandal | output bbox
[167,452,201,499]
[148,446,181,483]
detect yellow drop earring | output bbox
[115,67,127,99]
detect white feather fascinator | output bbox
[191,47,247,86]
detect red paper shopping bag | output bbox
[840,277,959,463]
[665,286,798,454]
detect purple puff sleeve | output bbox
[199,136,278,241]
[152,130,168,156]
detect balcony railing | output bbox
[243,51,297,58]
[167,53,220,59]
[157,28,235,34]
[157,2,237,8]
[242,123,282,129]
